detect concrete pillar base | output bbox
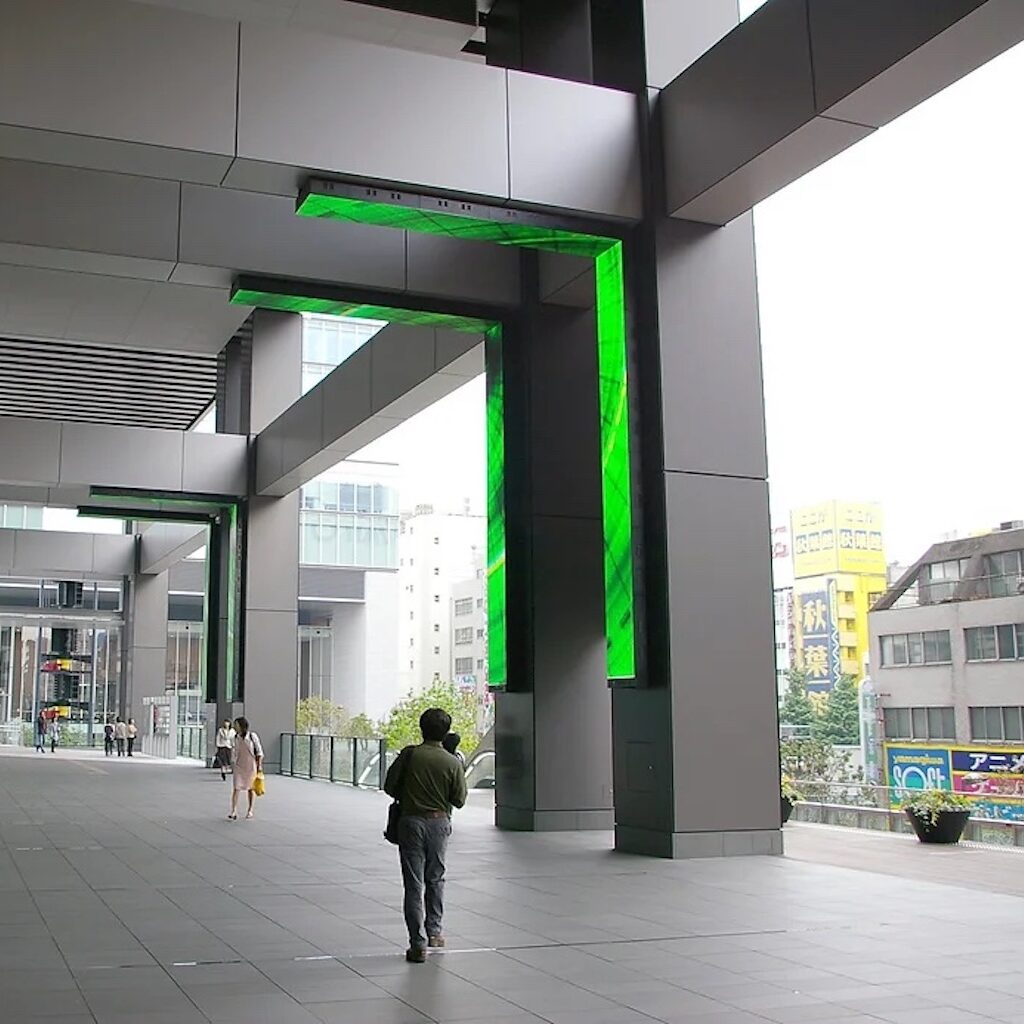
[615,825,783,859]
[496,806,614,832]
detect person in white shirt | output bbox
[215,720,235,781]
[126,719,138,757]
[113,717,127,757]
[229,717,263,821]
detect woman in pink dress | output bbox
[228,717,263,821]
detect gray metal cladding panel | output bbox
[237,25,509,199]
[0,416,62,486]
[660,0,815,215]
[181,433,248,497]
[369,324,436,414]
[406,233,519,307]
[299,567,365,602]
[319,344,374,450]
[246,494,300,614]
[528,306,602,520]
[664,472,780,833]
[808,0,985,112]
[532,515,611,812]
[655,215,767,480]
[0,0,237,156]
[59,422,184,492]
[179,185,407,294]
[508,71,642,219]
[0,160,179,261]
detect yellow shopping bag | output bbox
[252,772,266,797]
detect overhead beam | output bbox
[138,522,208,576]
[0,527,135,579]
[0,416,247,497]
[661,0,1024,225]
[254,322,483,497]
[1,0,639,220]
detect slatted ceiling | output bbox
[0,337,217,430]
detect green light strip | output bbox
[225,502,239,703]
[241,191,637,681]
[230,289,493,335]
[594,243,635,679]
[484,324,507,686]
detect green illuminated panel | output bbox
[595,243,635,679]
[230,288,493,335]
[284,189,637,682]
[298,193,612,257]
[485,325,507,687]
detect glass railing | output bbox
[279,733,387,789]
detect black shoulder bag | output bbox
[384,746,413,844]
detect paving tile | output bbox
[3,752,1024,1024]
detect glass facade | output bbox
[299,479,399,568]
[301,313,386,394]
[0,504,44,529]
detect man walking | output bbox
[384,707,467,963]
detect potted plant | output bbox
[781,777,801,824]
[901,789,973,844]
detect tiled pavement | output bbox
[2,749,1023,1024]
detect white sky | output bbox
[360,25,1024,566]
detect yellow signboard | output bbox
[791,501,885,578]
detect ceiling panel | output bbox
[0,336,217,430]
[0,263,251,354]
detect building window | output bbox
[477,659,484,670]
[454,657,473,674]
[966,624,1024,661]
[454,598,473,616]
[477,628,484,639]
[880,630,950,666]
[476,598,483,608]
[884,706,955,740]
[454,627,473,645]
[970,706,1024,742]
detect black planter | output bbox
[781,796,794,824]
[904,808,970,844]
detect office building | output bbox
[790,501,887,692]
[870,523,1024,821]
[771,522,795,700]
[398,505,486,694]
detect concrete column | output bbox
[125,570,173,758]
[242,310,301,772]
[610,1,782,857]
[495,253,613,831]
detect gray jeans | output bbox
[397,815,451,949]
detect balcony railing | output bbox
[790,780,1024,847]
[280,733,386,789]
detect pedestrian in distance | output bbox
[34,710,47,753]
[113,717,127,757]
[228,717,263,821]
[441,731,466,769]
[103,720,115,757]
[48,716,60,753]
[126,718,137,756]
[214,719,235,781]
[383,707,468,963]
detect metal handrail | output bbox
[279,733,386,789]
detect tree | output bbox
[779,669,816,733]
[380,679,481,756]
[347,713,379,739]
[815,674,861,746]
[779,736,862,801]
[295,696,349,736]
